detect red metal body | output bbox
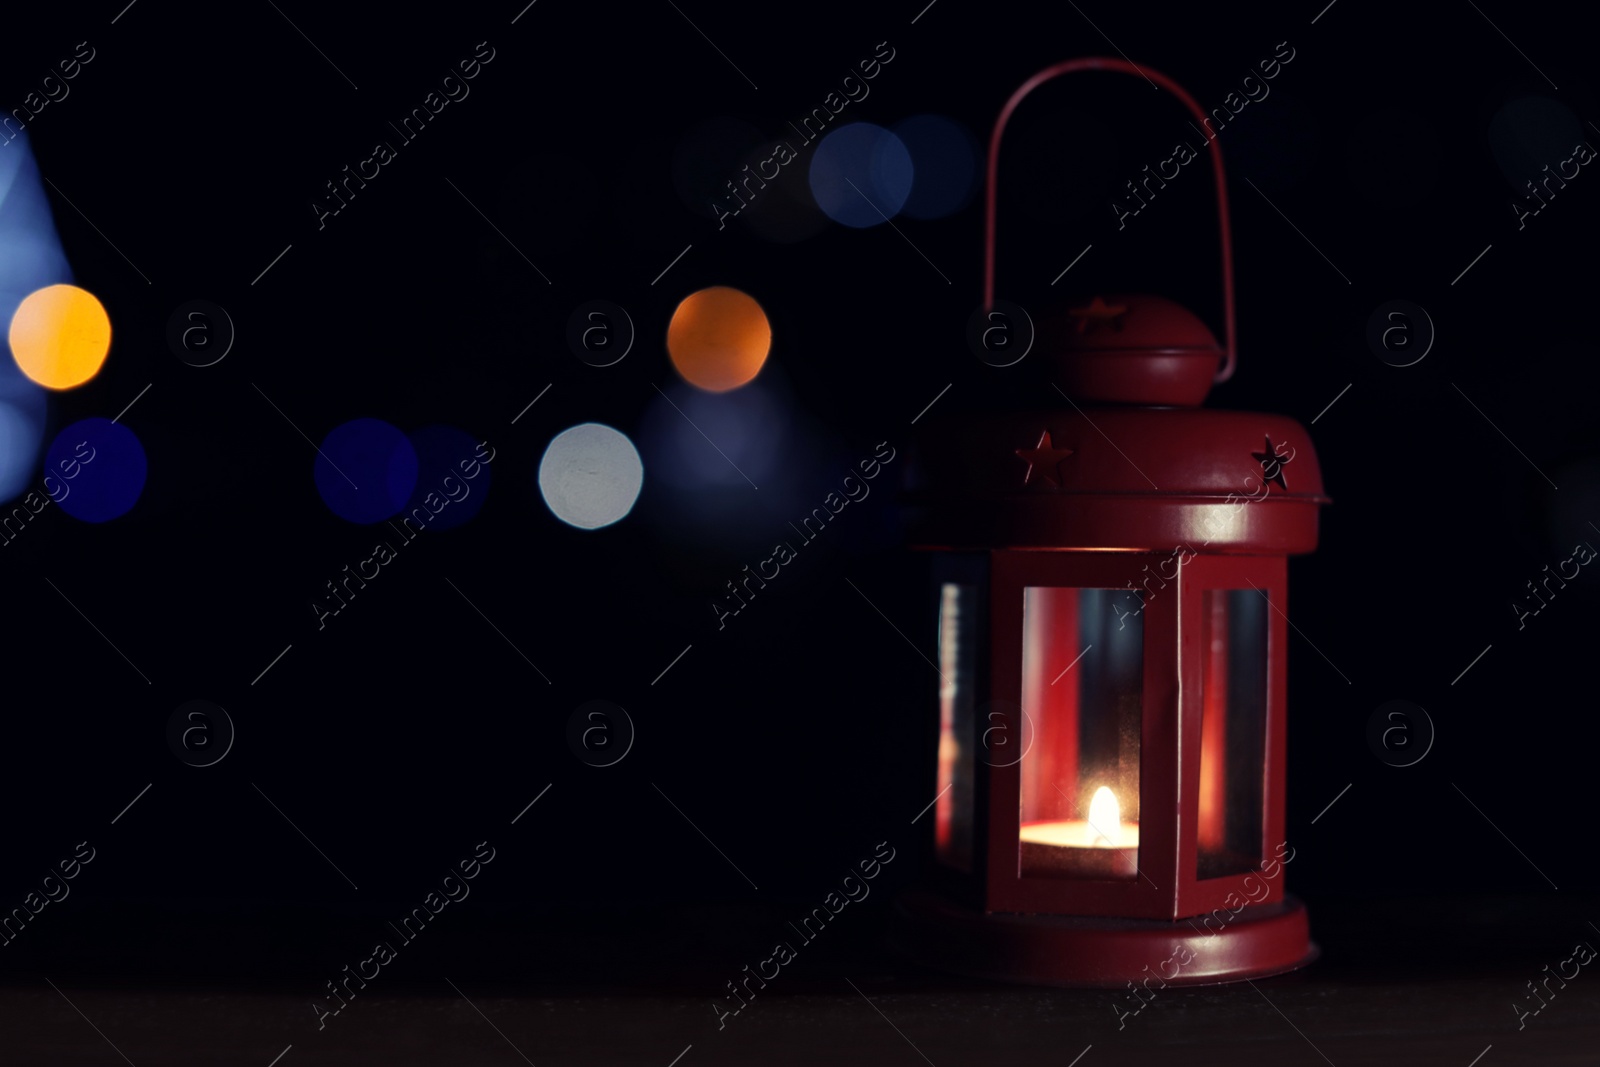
[889,57,1328,987]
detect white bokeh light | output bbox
[538,422,644,530]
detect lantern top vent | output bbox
[1049,292,1223,406]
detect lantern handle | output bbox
[983,57,1237,383]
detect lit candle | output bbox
[1020,786,1140,878]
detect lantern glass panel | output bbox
[935,582,979,873]
[1197,588,1269,880]
[1019,587,1143,880]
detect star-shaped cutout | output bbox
[1251,436,1290,491]
[1016,430,1075,488]
[1067,295,1129,334]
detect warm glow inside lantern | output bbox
[890,58,1329,987]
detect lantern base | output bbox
[888,888,1317,987]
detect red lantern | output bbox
[889,58,1329,986]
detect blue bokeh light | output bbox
[314,418,418,524]
[404,424,490,531]
[46,417,146,523]
[0,133,74,502]
[808,123,914,228]
[895,115,979,220]
[641,380,789,491]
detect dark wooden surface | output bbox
[3,894,1596,1065]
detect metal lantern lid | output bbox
[907,405,1327,554]
[909,56,1328,556]
[1047,292,1223,407]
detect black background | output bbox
[1,0,1596,991]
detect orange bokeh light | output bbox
[9,284,112,390]
[666,286,771,392]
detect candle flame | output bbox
[1087,786,1121,845]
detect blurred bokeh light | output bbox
[667,286,771,393]
[405,424,491,531]
[808,123,914,228]
[8,283,109,390]
[539,423,643,530]
[895,115,979,220]
[0,135,74,303]
[0,135,72,500]
[314,418,419,524]
[641,380,789,491]
[46,417,146,523]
